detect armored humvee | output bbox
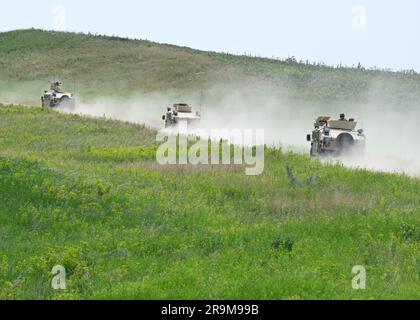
[41,81,75,109]
[162,103,201,128]
[307,114,365,157]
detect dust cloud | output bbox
[56,83,420,177]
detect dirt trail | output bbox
[52,87,420,177]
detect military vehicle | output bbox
[162,103,201,128]
[307,114,365,157]
[41,81,75,109]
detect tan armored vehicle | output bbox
[307,114,365,157]
[162,103,201,128]
[41,81,75,109]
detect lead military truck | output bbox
[41,81,75,109]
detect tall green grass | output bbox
[0,105,418,299]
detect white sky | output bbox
[1,0,419,71]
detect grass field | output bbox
[1,29,420,107]
[0,29,419,300]
[0,104,419,299]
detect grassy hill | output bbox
[0,30,419,299]
[1,29,420,107]
[0,104,419,299]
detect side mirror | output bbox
[162,115,166,121]
[306,134,311,142]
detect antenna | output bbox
[200,90,203,115]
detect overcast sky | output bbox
[1,0,419,71]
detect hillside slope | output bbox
[0,104,419,299]
[1,29,420,106]
[0,30,419,299]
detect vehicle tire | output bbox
[41,97,48,107]
[59,96,74,110]
[336,133,354,149]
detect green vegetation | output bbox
[1,29,420,106]
[0,30,419,299]
[0,105,419,299]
